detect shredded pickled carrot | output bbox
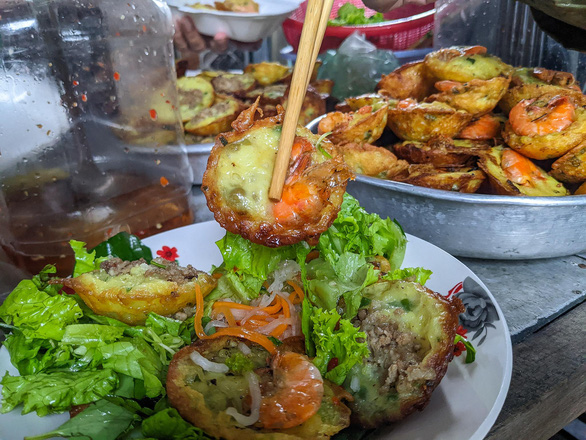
[263,296,283,315]
[213,301,257,310]
[287,281,305,304]
[270,324,288,338]
[208,327,277,355]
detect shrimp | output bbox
[501,149,544,185]
[434,45,487,61]
[318,111,351,134]
[272,138,323,225]
[258,351,324,429]
[458,114,502,140]
[434,80,463,93]
[509,95,575,136]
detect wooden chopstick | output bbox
[268,0,334,201]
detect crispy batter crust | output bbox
[166,337,351,440]
[550,141,586,183]
[61,264,216,326]
[387,101,473,142]
[499,83,586,115]
[202,100,353,247]
[347,280,464,428]
[326,106,389,145]
[394,137,490,167]
[395,164,485,193]
[334,142,409,179]
[377,61,435,101]
[427,76,511,117]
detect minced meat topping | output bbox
[355,309,436,394]
[100,257,204,284]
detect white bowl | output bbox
[178,0,301,42]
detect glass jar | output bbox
[0,0,194,276]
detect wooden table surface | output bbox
[460,255,586,439]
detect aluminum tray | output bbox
[306,115,586,259]
[348,176,586,260]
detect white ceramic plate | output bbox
[0,221,512,440]
[178,0,301,42]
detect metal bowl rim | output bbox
[356,174,586,207]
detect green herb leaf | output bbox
[70,240,109,277]
[91,232,153,263]
[140,408,213,439]
[98,338,164,398]
[455,334,476,363]
[225,352,254,374]
[23,399,140,440]
[318,193,406,274]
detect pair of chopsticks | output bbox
[268,0,334,201]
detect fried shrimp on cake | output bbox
[342,280,464,428]
[202,99,353,247]
[166,336,352,440]
[333,142,409,179]
[503,93,586,160]
[317,105,388,145]
[59,258,216,325]
[426,76,511,117]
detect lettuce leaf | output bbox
[382,267,433,285]
[309,307,369,386]
[305,255,378,319]
[217,232,300,282]
[124,313,192,363]
[98,338,164,398]
[0,279,82,341]
[212,232,311,303]
[70,240,109,277]
[2,332,75,376]
[0,369,119,416]
[318,194,406,273]
[61,324,125,347]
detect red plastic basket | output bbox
[282,0,435,53]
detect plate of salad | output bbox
[0,195,511,440]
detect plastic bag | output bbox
[318,32,400,100]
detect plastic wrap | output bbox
[318,32,400,100]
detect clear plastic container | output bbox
[0,0,194,276]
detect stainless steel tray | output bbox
[348,176,586,259]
